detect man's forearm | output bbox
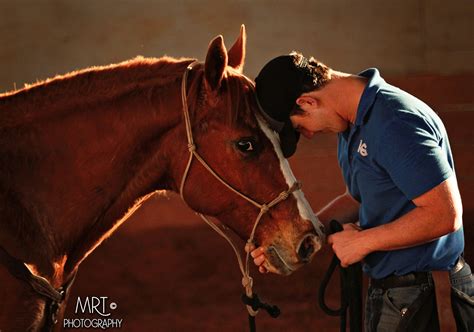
[361,176,462,252]
[361,206,459,253]
[327,204,459,267]
[327,177,463,267]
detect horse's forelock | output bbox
[222,71,258,129]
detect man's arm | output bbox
[328,175,463,267]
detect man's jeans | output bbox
[365,260,474,331]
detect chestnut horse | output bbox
[0,26,325,331]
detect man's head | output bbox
[255,52,331,157]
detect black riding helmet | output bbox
[256,53,331,158]
[255,54,308,158]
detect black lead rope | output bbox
[318,220,363,332]
[241,292,281,332]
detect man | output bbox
[251,52,473,331]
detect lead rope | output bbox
[318,220,363,332]
[178,61,300,330]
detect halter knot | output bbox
[245,240,255,253]
[260,204,269,214]
[187,143,196,152]
[278,191,289,200]
[242,275,253,289]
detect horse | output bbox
[0,26,325,331]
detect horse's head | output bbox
[177,26,325,275]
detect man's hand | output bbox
[247,243,269,273]
[327,223,370,267]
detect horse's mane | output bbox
[0,56,258,130]
[0,56,194,125]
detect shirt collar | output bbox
[354,68,385,126]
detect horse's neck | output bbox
[0,63,190,281]
[63,87,186,274]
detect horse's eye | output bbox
[236,140,254,153]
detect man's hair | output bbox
[289,51,332,93]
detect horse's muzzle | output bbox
[265,232,322,275]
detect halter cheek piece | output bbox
[179,61,302,318]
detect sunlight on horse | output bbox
[0,26,324,330]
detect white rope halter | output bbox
[179,61,301,317]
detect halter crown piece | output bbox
[178,61,302,326]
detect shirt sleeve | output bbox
[377,113,453,200]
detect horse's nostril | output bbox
[297,234,317,262]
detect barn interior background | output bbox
[1,0,473,331]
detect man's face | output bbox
[289,94,349,137]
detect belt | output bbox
[451,255,465,274]
[370,271,430,290]
[370,256,465,291]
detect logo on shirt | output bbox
[357,139,368,157]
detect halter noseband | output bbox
[178,61,302,317]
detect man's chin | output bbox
[301,131,315,139]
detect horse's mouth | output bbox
[264,246,300,276]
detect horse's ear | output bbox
[228,24,246,72]
[204,35,228,91]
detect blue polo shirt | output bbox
[337,68,464,279]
